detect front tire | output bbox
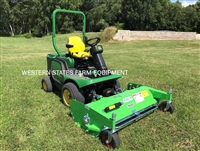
[61,82,85,107]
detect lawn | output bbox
[0,33,200,151]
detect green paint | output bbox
[52,9,86,56]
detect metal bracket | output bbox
[169,88,173,94]
[112,113,116,121]
[164,101,172,111]
[106,131,113,144]
[83,113,90,124]
[132,109,139,115]
[91,90,102,101]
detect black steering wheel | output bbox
[86,37,101,47]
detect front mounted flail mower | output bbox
[41,9,175,149]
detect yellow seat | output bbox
[67,36,91,58]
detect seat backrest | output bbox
[68,36,85,53]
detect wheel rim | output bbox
[104,136,112,148]
[42,81,47,91]
[161,105,166,111]
[63,89,71,107]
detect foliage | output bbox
[24,33,32,38]
[102,26,117,41]
[115,22,124,30]
[0,0,200,36]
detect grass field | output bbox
[0,33,200,151]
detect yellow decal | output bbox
[109,105,116,110]
[141,90,149,97]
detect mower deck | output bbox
[70,83,173,137]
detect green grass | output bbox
[1,33,200,151]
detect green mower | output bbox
[42,9,175,149]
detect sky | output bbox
[171,0,198,7]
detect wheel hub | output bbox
[163,101,172,111]
[43,81,47,90]
[104,136,112,147]
[63,89,71,106]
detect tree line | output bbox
[1,0,200,37]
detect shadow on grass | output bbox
[40,86,66,107]
[51,87,64,105]
[48,87,73,118]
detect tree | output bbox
[0,0,199,36]
[121,0,171,30]
[179,5,198,31]
[195,0,200,33]
[0,0,14,36]
[81,0,121,32]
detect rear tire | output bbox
[61,82,85,107]
[42,77,53,92]
[100,130,120,149]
